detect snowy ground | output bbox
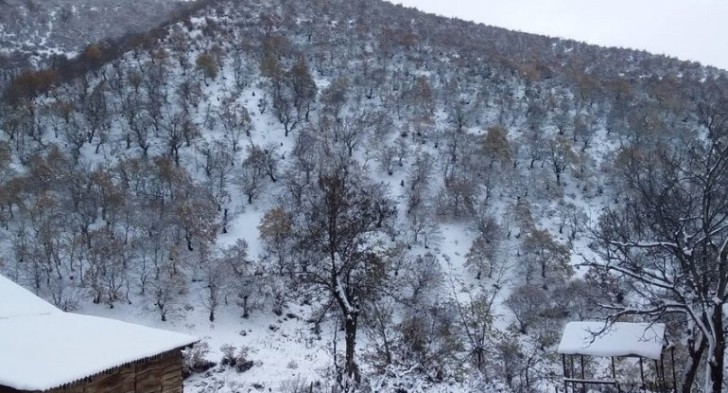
[77,289,330,391]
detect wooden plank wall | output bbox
[135,352,183,393]
[0,350,184,393]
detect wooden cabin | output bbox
[0,274,197,393]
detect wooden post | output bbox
[570,356,575,384]
[580,356,586,393]
[639,357,645,391]
[670,347,677,393]
[660,354,668,393]
[670,346,677,393]
[655,359,661,392]
[562,354,568,393]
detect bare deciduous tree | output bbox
[592,96,728,393]
[262,164,396,386]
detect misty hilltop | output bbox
[0,0,197,70]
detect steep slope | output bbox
[0,0,725,391]
[0,0,207,87]
[0,0,193,55]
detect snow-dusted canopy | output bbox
[557,321,665,360]
[0,274,197,391]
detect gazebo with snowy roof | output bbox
[557,321,675,393]
[0,274,197,393]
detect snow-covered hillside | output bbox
[0,0,192,58]
[1,0,726,392]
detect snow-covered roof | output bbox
[557,321,665,360]
[0,274,58,319]
[0,274,197,391]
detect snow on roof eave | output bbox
[557,321,666,360]
[559,349,659,359]
[0,312,198,391]
[0,348,194,392]
[0,274,198,392]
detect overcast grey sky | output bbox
[388,0,728,70]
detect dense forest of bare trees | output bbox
[1,0,727,391]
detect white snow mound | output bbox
[557,321,665,360]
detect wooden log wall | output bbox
[0,350,184,393]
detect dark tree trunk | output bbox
[186,232,193,251]
[242,295,249,318]
[222,208,228,234]
[709,305,724,393]
[158,302,166,322]
[344,312,361,384]
[682,333,706,393]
